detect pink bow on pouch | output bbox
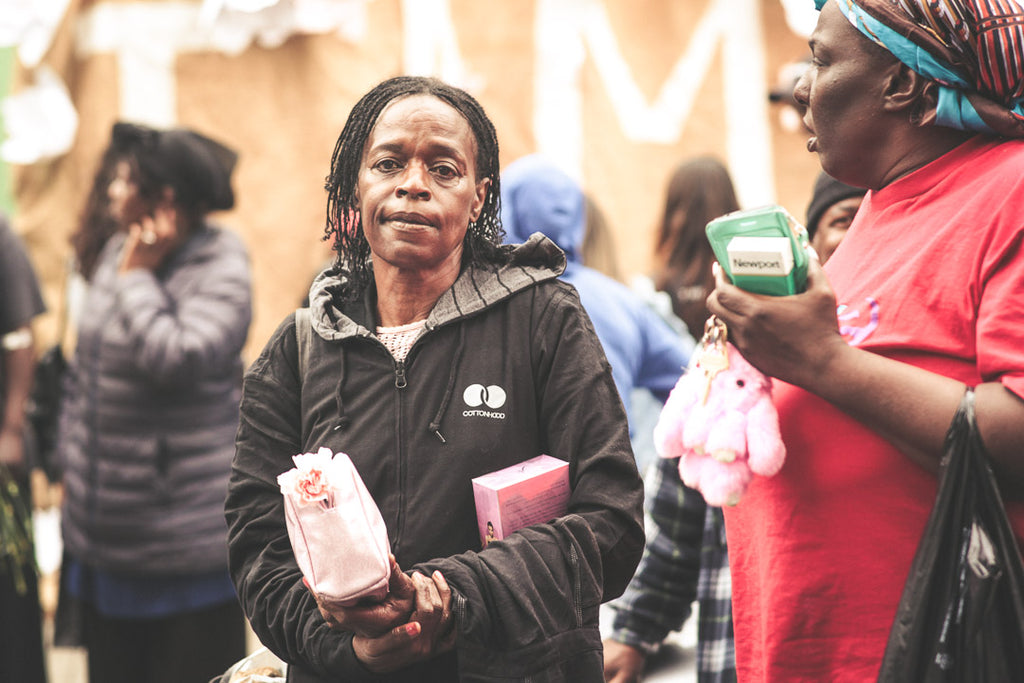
[277,447,391,605]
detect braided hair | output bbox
[324,76,507,300]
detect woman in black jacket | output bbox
[226,76,645,682]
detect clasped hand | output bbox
[306,556,456,673]
[706,254,847,389]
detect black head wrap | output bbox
[111,122,238,212]
[805,171,867,237]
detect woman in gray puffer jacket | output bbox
[59,122,252,683]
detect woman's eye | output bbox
[433,165,458,179]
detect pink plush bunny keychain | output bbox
[653,316,785,506]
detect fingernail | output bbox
[433,570,444,581]
[406,622,421,636]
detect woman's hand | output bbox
[119,198,179,274]
[350,569,456,673]
[708,251,1024,494]
[706,254,847,390]
[309,555,416,638]
[602,639,646,682]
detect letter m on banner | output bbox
[535,0,774,204]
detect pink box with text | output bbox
[472,455,570,548]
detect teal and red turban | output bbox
[817,0,1024,138]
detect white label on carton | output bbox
[727,236,793,276]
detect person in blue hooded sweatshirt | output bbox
[500,155,690,468]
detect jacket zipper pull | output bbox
[394,361,407,389]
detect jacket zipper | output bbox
[570,543,583,627]
[393,359,407,551]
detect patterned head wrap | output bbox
[816,0,1024,137]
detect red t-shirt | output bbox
[725,136,1024,682]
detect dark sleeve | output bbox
[417,284,643,651]
[0,217,46,334]
[608,455,706,651]
[224,315,372,681]
[416,515,607,677]
[531,285,645,600]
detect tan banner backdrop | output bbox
[11,0,820,360]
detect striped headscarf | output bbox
[817,0,1024,137]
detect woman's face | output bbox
[107,159,149,228]
[793,1,895,188]
[811,195,862,264]
[356,94,490,277]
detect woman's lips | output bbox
[386,212,434,228]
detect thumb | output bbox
[389,565,416,598]
[379,621,422,649]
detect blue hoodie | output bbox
[501,155,689,432]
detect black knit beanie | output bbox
[111,121,237,213]
[805,171,866,237]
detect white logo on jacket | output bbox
[463,384,506,419]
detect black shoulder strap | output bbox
[295,307,312,383]
[294,308,313,449]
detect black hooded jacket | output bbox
[226,235,645,681]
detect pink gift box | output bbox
[472,455,570,548]
[278,448,391,605]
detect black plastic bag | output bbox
[877,389,1024,682]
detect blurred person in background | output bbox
[1,212,48,683]
[226,76,644,682]
[580,193,625,283]
[500,153,690,467]
[603,156,740,683]
[803,170,865,264]
[57,122,251,683]
[650,157,740,340]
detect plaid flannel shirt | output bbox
[608,455,736,683]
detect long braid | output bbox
[324,76,508,301]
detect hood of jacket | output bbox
[500,154,585,265]
[306,232,566,340]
